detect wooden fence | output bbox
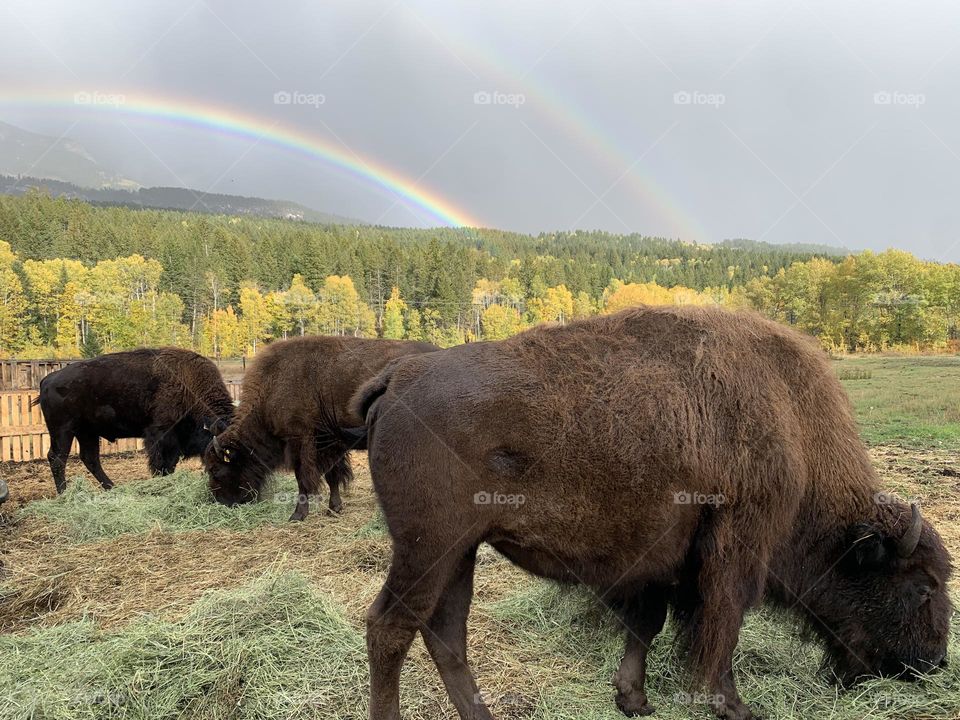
[0,381,243,463]
[0,360,76,390]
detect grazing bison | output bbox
[353,306,952,720]
[205,335,436,521]
[35,349,234,492]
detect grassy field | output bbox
[835,355,960,447]
[1,356,959,720]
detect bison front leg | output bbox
[145,428,181,476]
[674,535,767,720]
[612,586,668,717]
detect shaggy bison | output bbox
[353,306,952,720]
[205,335,436,521]
[35,349,235,492]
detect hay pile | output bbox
[20,469,299,541]
[0,573,368,720]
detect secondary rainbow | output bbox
[404,10,707,240]
[0,90,481,228]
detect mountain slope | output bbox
[0,121,137,189]
[0,175,364,225]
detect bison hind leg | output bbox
[367,540,488,720]
[77,435,113,490]
[323,454,352,514]
[48,426,75,493]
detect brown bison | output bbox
[205,335,436,521]
[352,306,952,720]
[34,348,235,492]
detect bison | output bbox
[35,348,235,492]
[0,477,7,504]
[352,306,952,720]
[205,335,436,521]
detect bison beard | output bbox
[204,335,436,521]
[34,348,234,492]
[355,306,953,720]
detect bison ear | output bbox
[847,524,890,569]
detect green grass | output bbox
[836,355,960,447]
[20,469,303,541]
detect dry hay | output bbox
[0,448,959,719]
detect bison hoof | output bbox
[615,690,655,717]
[288,509,308,522]
[327,503,344,515]
[714,701,756,720]
[101,482,114,491]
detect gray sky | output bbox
[1,0,960,260]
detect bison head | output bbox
[204,432,267,507]
[184,415,231,458]
[812,502,952,684]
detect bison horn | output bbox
[897,503,923,558]
[211,434,222,454]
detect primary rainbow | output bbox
[0,89,482,228]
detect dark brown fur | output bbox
[35,348,234,492]
[205,335,436,521]
[354,306,953,720]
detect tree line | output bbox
[0,191,957,357]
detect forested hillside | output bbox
[0,191,957,358]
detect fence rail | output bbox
[0,381,243,463]
[0,360,77,391]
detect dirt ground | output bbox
[0,452,160,509]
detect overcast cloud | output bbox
[1,0,959,259]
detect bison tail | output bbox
[350,360,404,424]
[29,396,41,409]
[315,391,368,452]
